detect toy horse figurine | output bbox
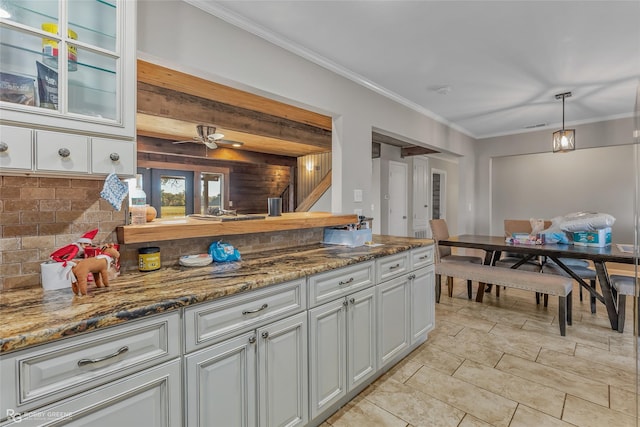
[71,244,120,296]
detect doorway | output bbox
[388,161,408,236]
[412,157,430,238]
[431,168,446,221]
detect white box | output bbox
[41,262,71,290]
[573,227,612,247]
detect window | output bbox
[201,173,224,214]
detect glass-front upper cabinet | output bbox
[0,0,135,138]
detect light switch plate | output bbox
[353,189,363,202]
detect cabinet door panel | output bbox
[257,312,308,427]
[308,299,346,419]
[91,138,135,175]
[377,276,411,368]
[35,130,88,173]
[185,332,256,427]
[347,286,377,390]
[0,125,32,170]
[411,265,435,343]
[1,359,181,427]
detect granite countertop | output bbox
[0,235,433,354]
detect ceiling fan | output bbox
[172,124,227,149]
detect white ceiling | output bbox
[187,0,640,140]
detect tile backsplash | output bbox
[0,175,325,291]
[0,175,125,290]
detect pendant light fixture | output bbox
[552,92,575,153]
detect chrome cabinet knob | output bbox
[58,148,71,158]
[261,331,269,339]
[0,142,8,152]
[109,152,120,161]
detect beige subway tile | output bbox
[3,199,39,212]
[3,249,39,263]
[3,273,40,289]
[0,237,21,250]
[39,177,71,188]
[55,211,85,223]
[22,261,45,275]
[70,223,99,235]
[0,263,21,277]
[3,176,38,187]
[21,211,56,224]
[71,179,101,188]
[40,199,71,211]
[3,224,38,238]
[0,212,20,225]
[84,211,113,222]
[0,186,21,199]
[21,187,57,200]
[56,188,91,201]
[21,235,56,249]
[39,223,71,236]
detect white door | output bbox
[308,298,347,419]
[257,312,308,427]
[388,161,408,236]
[346,286,377,391]
[412,157,430,237]
[185,332,256,427]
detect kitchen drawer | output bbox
[0,125,32,171]
[411,246,434,270]
[376,252,411,283]
[0,312,180,417]
[91,138,136,176]
[35,130,89,174]
[184,279,306,353]
[308,261,375,308]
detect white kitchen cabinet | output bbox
[410,264,435,344]
[0,359,182,427]
[185,331,256,427]
[0,125,32,171]
[185,312,308,427]
[257,312,308,427]
[35,130,88,173]
[308,284,376,420]
[376,274,411,369]
[0,0,136,177]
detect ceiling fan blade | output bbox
[203,139,218,149]
[172,137,202,145]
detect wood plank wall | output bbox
[297,152,332,205]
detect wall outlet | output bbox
[229,201,233,207]
[354,189,363,202]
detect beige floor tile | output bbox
[509,404,574,427]
[325,394,408,427]
[496,354,609,407]
[453,359,566,418]
[521,317,611,350]
[562,394,636,427]
[436,309,497,333]
[428,333,504,367]
[406,365,517,427]
[456,306,529,329]
[377,357,423,384]
[609,333,636,355]
[458,414,494,427]
[365,377,465,427]
[404,342,465,375]
[456,327,541,361]
[575,342,636,373]
[610,384,638,417]
[536,347,636,390]
[490,323,577,356]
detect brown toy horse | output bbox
[71,244,120,296]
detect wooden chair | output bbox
[429,219,483,301]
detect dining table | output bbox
[438,234,636,331]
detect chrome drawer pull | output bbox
[77,346,128,367]
[339,277,354,286]
[242,303,268,315]
[419,255,428,260]
[389,263,401,270]
[58,148,71,158]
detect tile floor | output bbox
[323,279,638,427]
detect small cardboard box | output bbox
[323,228,372,247]
[573,227,612,247]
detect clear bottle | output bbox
[130,174,147,225]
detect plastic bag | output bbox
[208,241,241,262]
[557,211,616,232]
[541,216,570,244]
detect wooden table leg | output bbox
[594,262,619,331]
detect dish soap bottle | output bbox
[130,174,147,225]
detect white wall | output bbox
[137,0,476,233]
[475,117,636,236]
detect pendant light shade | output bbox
[552,92,575,153]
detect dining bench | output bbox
[435,261,574,336]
